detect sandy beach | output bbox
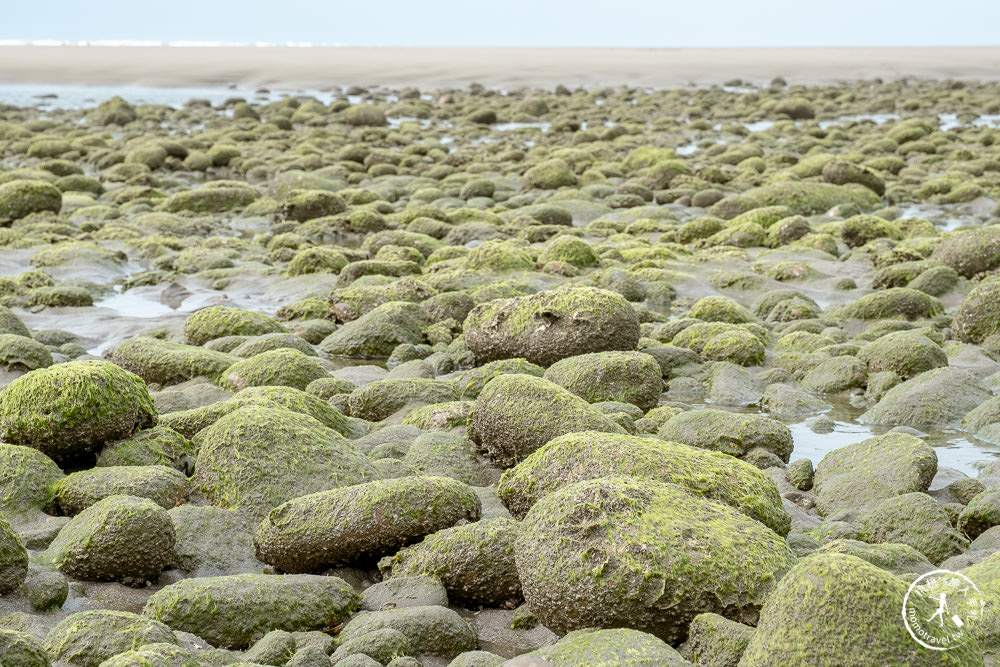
[2,46,1000,89]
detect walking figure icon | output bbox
[927,593,949,627]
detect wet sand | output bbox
[2,47,1000,89]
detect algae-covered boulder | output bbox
[338,606,476,659]
[813,539,935,577]
[469,374,625,468]
[107,337,238,385]
[680,613,753,667]
[463,287,640,367]
[859,367,989,428]
[400,432,501,486]
[193,406,377,521]
[97,643,198,667]
[0,180,62,222]
[688,295,755,324]
[958,489,1000,540]
[0,512,27,595]
[0,629,49,667]
[319,301,428,358]
[143,573,358,649]
[0,305,30,338]
[329,628,412,665]
[813,432,937,517]
[452,358,545,399]
[656,409,793,462]
[857,330,947,379]
[54,466,187,515]
[542,351,663,410]
[840,214,899,248]
[220,348,328,392]
[44,495,175,585]
[510,628,688,666]
[0,360,157,462]
[856,492,968,564]
[380,517,522,607]
[931,226,1000,278]
[708,181,879,218]
[522,159,577,190]
[279,189,347,222]
[954,281,1000,344]
[0,443,64,524]
[160,182,259,213]
[800,355,868,393]
[0,334,52,371]
[254,476,480,572]
[499,430,789,534]
[226,385,353,436]
[348,378,459,421]
[515,477,794,643]
[739,552,983,665]
[44,610,177,667]
[169,505,261,577]
[96,426,195,472]
[840,287,943,321]
[184,306,285,346]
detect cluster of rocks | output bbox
[1,78,1000,665]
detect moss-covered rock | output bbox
[857,331,947,379]
[512,628,687,666]
[688,296,755,324]
[0,512,27,595]
[347,378,459,421]
[143,573,358,649]
[958,489,1000,540]
[800,355,868,393]
[469,374,625,468]
[930,226,1000,278]
[192,406,377,521]
[43,610,176,667]
[54,466,187,515]
[0,334,52,371]
[184,306,285,347]
[0,360,157,462]
[542,351,662,410]
[319,301,428,358]
[515,477,794,643]
[840,287,943,320]
[380,517,521,607]
[860,367,989,428]
[338,606,476,659]
[108,337,238,385]
[740,552,983,665]
[701,328,765,366]
[220,348,327,392]
[160,182,259,214]
[0,306,30,338]
[461,241,534,273]
[0,443,63,525]
[856,492,968,564]
[96,426,195,472]
[287,246,349,276]
[813,539,934,577]
[399,432,500,486]
[497,430,789,535]
[0,180,62,222]
[0,629,49,667]
[708,182,879,219]
[657,409,793,462]
[679,613,753,667]
[330,628,412,665]
[96,643,198,667]
[280,190,347,222]
[169,505,261,578]
[538,236,598,267]
[522,159,577,189]
[954,281,1000,344]
[43,495,175,585]
[822,160,886,196]
[813,432,937,517]
[226,385,353,436]
[840,214,900,248]
[464,287,639,367]
[452,358,545,399]
[254,476,480,572]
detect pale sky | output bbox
[3,0,999,47]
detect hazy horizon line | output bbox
[2,41,999,49]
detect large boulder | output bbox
[509,628,688,666]
[0,629,49,667]
[379,518,522,607]
[347,378,459,421]
[656,409,793,462]
[0,179,62,222]
[184,306,285,346]
[954,281,1000,344]
[813,432,937,517]
[931,225,1000,278]
[143,573,358,649]
[497,431,790,535]
[219,348,328,392]
[254,476,481,572]
[463,287,640,367]
[857,331,948,379]
[0,512,27,595]
[469,374,624,468]
[338,606,476,659]
[859,367,990,428]
[0,443,64,525]
[542,351,663,410]
[43,610,176,667]
[169,505,262,577]
[319,301,429,358]
[96,426,195,472]
[740,552,983,665]
[515,477,794,643]
[192,406,377,521]
[856,492,968,564]
[106,337,238,385]
[53,465,187,515]
[0,360,157,462]
[43,495,175,585]
[452,358,545,399]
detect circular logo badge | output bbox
[903,569,984,651]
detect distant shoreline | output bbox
[1,46,999,89]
